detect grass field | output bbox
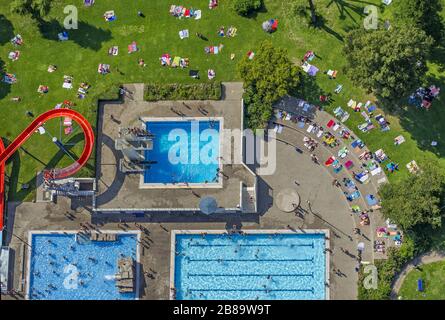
[0,0,444,202]
[399,261,445,300]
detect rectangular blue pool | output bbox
[27,232,139,300]
[144,120,221,185]
[172,231,328,300]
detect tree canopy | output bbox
[10,0,50,17]
[380,162,445,231]
[238,40,301,129]
[394,0,444,44]
[232,0,263,16]
[344,26,433,106]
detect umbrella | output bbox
[199,196,218,215]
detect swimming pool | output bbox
[27,231,140,300]
[171,230,329,300]
[143,119,222,186]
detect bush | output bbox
[358,238,416,300]
[232,0,263,16]
[291,2,308,18]
[144,82,221,101]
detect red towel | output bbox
[327,119,335,128]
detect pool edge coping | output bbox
[139,116,225,189]
[169,229,330,300]
[25,230,142,300]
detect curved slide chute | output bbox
[0,109,95,231]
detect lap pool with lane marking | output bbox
[172,231,328,300]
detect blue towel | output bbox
[417,279,424,292]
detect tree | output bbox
[344,26,433,106]
[10,0,51,18]
[394,0,444,44]
[232,0,263,16]
[308,0,317,25]
[237,41,301,129]
[379,162,445,231]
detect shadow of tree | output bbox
[245,3,268,19]
[311,14,344,42]
[292,73,325,105]
[326,0,372,23]
[37,18,112,51]
[0,14,14,45]
[397,73,445,158]
[0,58,11,100]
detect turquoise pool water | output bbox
[28,233,138,300]
[144,120,220,184]
[174,233,327,300]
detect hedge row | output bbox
[144,82,221,101]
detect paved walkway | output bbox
[390,250,445,299]
[274,97,390,262]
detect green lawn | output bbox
[399,261,445,300]
[0,0,444,202]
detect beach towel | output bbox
[332,123,340,131]
[172,56,181,67]
[179,29,189,39]
[274,124,283,134]
[8,51,20,61]
[104,10,116,21]
[327,120,335,128]
[194,10,202,19]
[345,160,354,170]
[307,125,314,133]
[128,41,138,53]
[298,121,305,129]
[365,194,378,206]
[108,46,118,56]
[63,117,72,126]
[58,32,69,41]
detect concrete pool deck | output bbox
[2,82,362,300]
[95,82,257,213]
[169,229,330,300]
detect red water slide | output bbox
[0,109,95,231]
